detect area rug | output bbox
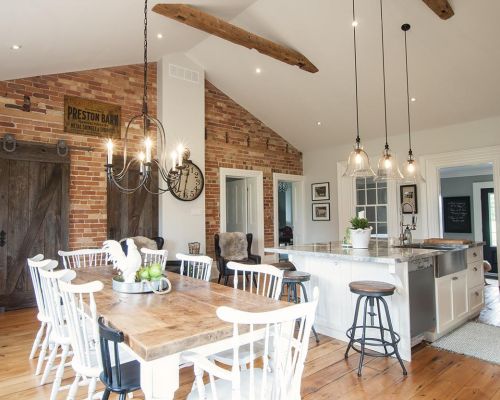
[431,321,500,365]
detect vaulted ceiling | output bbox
[1,0,499,151]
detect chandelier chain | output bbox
[404,28,412,154]
[143,0,148,113]
[379,0,389,149]
[352,0,360,144]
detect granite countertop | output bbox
[265,240,444,264]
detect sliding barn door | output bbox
[107,159,158,241]
[0,142,69,310]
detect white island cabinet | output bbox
[266,241,485,362]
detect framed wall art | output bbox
[312,203,330,221]
[400,184,418,214]
[312,182,330,201]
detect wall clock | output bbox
[167,161,204,201]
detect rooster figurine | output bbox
[103,239,142,283]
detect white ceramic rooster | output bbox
[103,239,142,283]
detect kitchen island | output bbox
[265,240,484,362]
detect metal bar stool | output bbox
[281,270,320,343]
[344,280,407,376]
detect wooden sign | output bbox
[443,196,472,233]
[64,96,121,138]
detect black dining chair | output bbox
[98,317,141,400]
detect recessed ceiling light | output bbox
[410,97,416,102]
[352,20,358,27]
[255,67,261,74]
[316,121,322,126]
[157,33,163,39]
[11,44,22,50]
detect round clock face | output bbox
[167,161,204,201]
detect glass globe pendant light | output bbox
[374,0,403,181]
[343,0,375,178]
[401,24,425,183]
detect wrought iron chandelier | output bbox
[105,0,188,194]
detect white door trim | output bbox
[473,181,494,242]
[421,146,500,251]
[219,168,265,257]
[272,173,305,247]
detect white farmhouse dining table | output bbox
[74,266,289,400]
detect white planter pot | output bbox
[350,227,372,249]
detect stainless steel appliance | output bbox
[408,257,436,338]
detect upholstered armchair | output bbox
[214,233,261,285]
[120,236,165,255]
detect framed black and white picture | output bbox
[312,182,330,201]
[312,203,330,221]
[400,184,418,214]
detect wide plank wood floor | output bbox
[1,282,499,399]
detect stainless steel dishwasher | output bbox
[408,257,436,339]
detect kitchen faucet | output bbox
[400,202,417,246]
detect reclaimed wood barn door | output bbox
[0,141,69,311]
[107,157,158,241]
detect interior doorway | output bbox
[438,163,497,278]
[219,168,264,257]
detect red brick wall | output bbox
[0,64,157,249]
[205,81,303,256]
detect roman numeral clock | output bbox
[167,160,204,201]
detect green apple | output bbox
[138,267,150,281]
[148,263,163,279]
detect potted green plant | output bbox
[349,217,372,249]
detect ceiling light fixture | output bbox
[352,20,358,27]
[11,44,22,50]
[157,33,163,39]
[375,0,403,181]
[343,0,375,178]
[411,97,416,102]
[255,67,262,74]
[317,121,322,126]
[105,0,189,195]
[401,24,425,183]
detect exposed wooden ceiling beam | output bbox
[152,4,318,74]
[422,0,454,20]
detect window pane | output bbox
[356,178,365,189]
[489,193,497,246]
[378,188,387,204]
[366,189,376,205]
[377,181,387,188]
[378,223,387,235]
[366,206,376,222]
[377,206,387,222]
[357,190,366,205]
[366,178,376,189]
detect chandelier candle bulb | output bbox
[138,152,145,174]
[171,151,177,170]
[106,139,113,165]
[177,145,184,166]
[145,137,152,163]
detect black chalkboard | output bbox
[443,196,472,233]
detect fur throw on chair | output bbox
[219,232,248,260]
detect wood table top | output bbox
[74,266,289,361]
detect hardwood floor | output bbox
[1,290,500,399]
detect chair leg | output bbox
[67,373,81,400]
[345,295,363,359]
[224,275,229,286]
[357,297,369,377]
[376,298,388,355]
[36,324,51,375]
[299,282,320,343]
[101,389,111,400]
[29,321,46,360]
[217,273,222,284]
[41,342,59,385]
[49,344,69,400]
[380,297,408,376]
[87,376,97,400]
[119,393,127,400]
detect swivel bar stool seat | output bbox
[281,270,319,343]
[344,280,407,376]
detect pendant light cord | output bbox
[403,26,412,155]
[379,0,389,149]
[143,0,149,115]
[352,0,360,145]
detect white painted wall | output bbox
[157,54,205,259]
[303,116,500,243]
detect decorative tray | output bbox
[112,275,171,294]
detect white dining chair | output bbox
[38,265,76,400]
[212,262,284,369]
[184,287,319,400]
[27,255,54,375]
[141,248,168,271]
[176,253,213,281]
[59,248,108,269]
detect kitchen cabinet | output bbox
[435,270,468,333]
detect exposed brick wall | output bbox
[0,64,157,249]
[205,81,303,257]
